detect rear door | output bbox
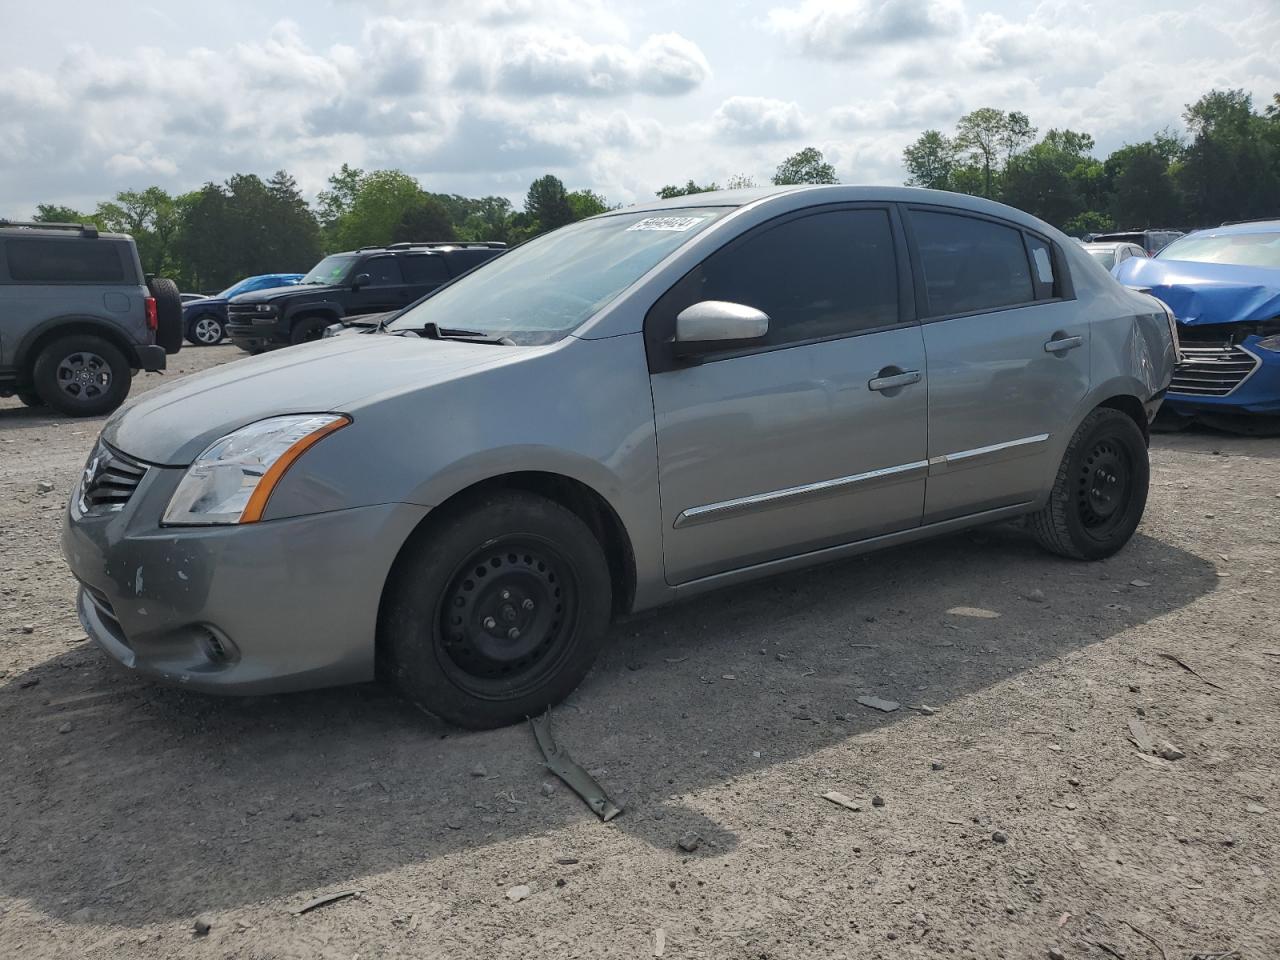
[400,254,451,299]
[905,207,1089,523]
[648,204,929,584]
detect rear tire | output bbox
[290,315,331,345]
[147,277,184,354]
[31,335,132,417]
[1029,408,1149,560]
[380,491,612,729]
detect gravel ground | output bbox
[1,345,1277,959]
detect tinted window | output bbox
[401,256,450,284]
[911,211,1033,316]
[656,209,900,350]
[362,257,403,285]
[5,239,125,283]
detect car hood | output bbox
[1113,257,1280,325]
[103,334,533,466]
[231,284,330,304]
[183,296,227,313]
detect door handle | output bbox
[1044,335,1083,353]
[868,369,922,392]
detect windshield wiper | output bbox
[393,321,514,345]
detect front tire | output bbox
[290,315,331,345]
[31,335,132,417]
[380,491,612,729]
[1029,408,1149,560]
[186,313,225,346]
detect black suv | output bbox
[226,241,506,352]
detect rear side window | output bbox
[401,256,450,284]
[656,208,900,350]
[910,211,1033,317]
[4,238,125,283]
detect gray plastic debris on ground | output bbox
[530,711,623,822]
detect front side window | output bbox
[911,211,1034,317]
[362,257,403,286]
[388,208,727,344]
[1157,231,1280,269]
[5,239,125,283]
[652,209,900,350]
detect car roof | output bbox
[1082,242,1125,250]
[607,184,1061,234]
[1191,220,1280,238]
[0,225,131,241]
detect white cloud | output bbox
[713,96,807,142]
[768,0,964,57]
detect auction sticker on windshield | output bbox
[627,216,709,232]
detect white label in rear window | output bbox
[627,216,709,232]
[1032,247,1054,284]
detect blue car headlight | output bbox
[1256,335,1280,353]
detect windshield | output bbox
[1158,231,1280,269]
[301,255,358,285]
[217,278,255,299]
[1086,247,1117,269]
[387,209,727,343]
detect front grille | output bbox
[227,304,275,322]
[79,442,147,512]
[1170,345,1260,397]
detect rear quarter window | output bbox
[3,238,127,283]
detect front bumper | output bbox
[226,314,284,351]
[61,458,428,695]
[1166,337,1280,415]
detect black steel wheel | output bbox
[1030,407,1149,560]
[380,491,613,729]
[290,315,331,345]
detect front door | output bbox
[348,255,411,315]
[648,205,929,584]
[904,207,1091,522]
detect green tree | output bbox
[567,189,609,221]
[903,130,958,190]
[316,163,365,231]
[95,187,181,276]
[32,204,96,224]
[1002,129,1101,228]
[524,175,573,233]
[772,147,838,185]
[954,108,1009,198]
[725,174,757,189]
[391,197,456,242]
[1105,141,1184,227]
[1062,210,1113,237]
[655,179,720,199]
[331,170,428,250]
[455,196,515,244]
[1177,89,1280,225]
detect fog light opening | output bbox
[197,627,239,665]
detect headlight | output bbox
[1256,334,1280,353]
[162,414,349,525]
[256,303,276,313]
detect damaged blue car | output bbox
[1114,220,1280,431]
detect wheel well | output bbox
[386,472,637,620]
[18,321,139,383]
[1097,394,1149,445]
[291,311,338,330]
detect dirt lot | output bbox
[1,346,1277,959]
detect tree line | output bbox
[23,146,836,292]
[902,89,1280,235]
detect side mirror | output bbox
[674,301,769,356]
[352,273,371,291]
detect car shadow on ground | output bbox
[0,525,1216,925]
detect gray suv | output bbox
[61,186,1177,728]
[0,220,182,416]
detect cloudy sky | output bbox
[2,0,1278,216]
